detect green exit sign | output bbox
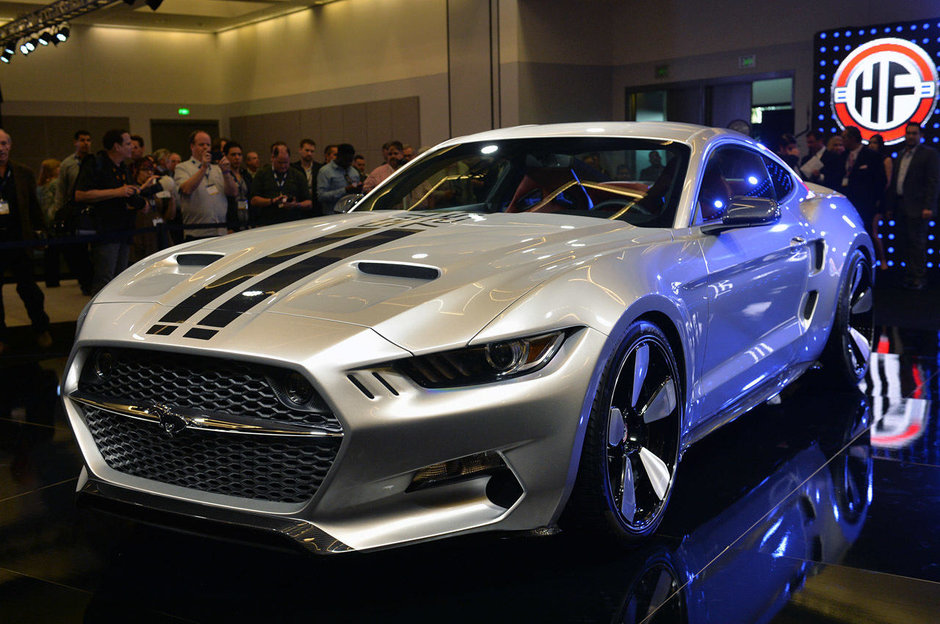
[739,54,756,69]
[178,108,191,116]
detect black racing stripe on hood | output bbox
[158,227,374,324]
[197,228,420,329]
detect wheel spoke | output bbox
[641,377,676,424]
[631,344,649,408]
[639,446,671,501]
[848,326,871,369]
[620,455,637,522]
[851,286,873,315]
[608,406,625,447]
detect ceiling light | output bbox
[19,42,30,55]
[25,38,37,52]
[1,53,11,64]
[38,32,53,46]
[3,44,14,56]
[55,26,70,43]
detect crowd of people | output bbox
[0,126,413,353]
[2,120,939,354]
[778,123,940,291]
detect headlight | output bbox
[397,331,568,388]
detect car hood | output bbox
[98,211,670,353]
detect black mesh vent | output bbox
[78,347,338,429]
[84,407,340,503]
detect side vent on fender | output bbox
[347,371,401,399]
[810,240,826,274]
[357,262,440,281]
[176,253,224,267]
[802,290,819,322]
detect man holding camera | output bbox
[251,142,313,225]
[74,129,158,294]
[175,130,236,240]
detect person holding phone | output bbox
[250,141,313,225]
[174,130,236,240]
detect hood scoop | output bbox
[176,252,225,267]
[356,261,440,281]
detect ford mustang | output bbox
[62,122,874,553]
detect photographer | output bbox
[74,129,149,294]
[250,141,313,225]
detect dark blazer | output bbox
[6,161,43,240]
[291,160,321,207]
[839,147,886,221]
[889,145,940,217]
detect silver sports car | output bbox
[63,122,874,553]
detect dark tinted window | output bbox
[695,146,773,222]
[763,156,796,200]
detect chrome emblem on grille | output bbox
[149,403,188,437]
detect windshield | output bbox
[352,137,690,227]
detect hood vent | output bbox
[357,262,440,281]
[176,253,224,267]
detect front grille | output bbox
[84,407,340,503]
[78,347,338,429]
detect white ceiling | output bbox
[0,0,332,34]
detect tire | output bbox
[564,321,682,542]
[821,250,874,387]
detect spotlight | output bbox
[25,38,37,52]
[1,52,11,64]
[19,42,30,55]
[38,32,54,46]
[146,0,164,9]
[3,44,14,56]
[56,26,70,43]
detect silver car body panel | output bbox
[64,122,872,553]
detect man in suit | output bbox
[291,138,321,215]
[0,128,52,353]
[839,126,886,235]
[888,122,940,290]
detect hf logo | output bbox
[831,38,938,144]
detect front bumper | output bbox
[64,305,606,553]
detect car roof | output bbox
[440,122,736,146]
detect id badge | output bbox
[237,199,248,211]
[0,200,8,215]
[207,184,220,196]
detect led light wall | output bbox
[814,18,940,270]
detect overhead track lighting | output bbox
[38,32,54,46]
[56,26,70,43]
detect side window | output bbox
[695,146,773,223]
[763,156,796,200]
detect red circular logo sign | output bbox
[831,38,938,144]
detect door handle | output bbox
[790,236,806,246]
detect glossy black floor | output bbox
[2,281,939,623]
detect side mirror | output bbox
[701,196,780,234]
[334,194,363,214]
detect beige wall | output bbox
[2,0,940,163]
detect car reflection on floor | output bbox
[0,327,938,622]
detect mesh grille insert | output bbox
[84,407,340,503]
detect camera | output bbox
[138,183,162,198]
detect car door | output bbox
[695,144,811,418]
